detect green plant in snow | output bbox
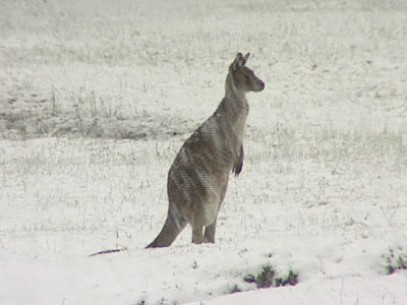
[243,265,298,288]
[384,247,407,274]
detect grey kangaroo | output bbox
[146,53,265,248]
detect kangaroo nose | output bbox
[258,81,265,91]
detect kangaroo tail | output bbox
[146,209,187,248]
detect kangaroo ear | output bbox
[242,52,250,65]
[230,53,244,72]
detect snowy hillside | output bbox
[1,0,407,304]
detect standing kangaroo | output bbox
[146,53,265,248]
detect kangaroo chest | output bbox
[233,105,248,143]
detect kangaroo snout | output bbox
[256,80,265,92]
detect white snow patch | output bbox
[1,0,407,304]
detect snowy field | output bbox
[1,0,407,304]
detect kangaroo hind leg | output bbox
[203,177,228,244]
[204,218,217,243]
[192,224,204,244]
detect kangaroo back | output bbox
[146,53,264,248]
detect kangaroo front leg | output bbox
[204,219,217,243]
[232,144,244,176]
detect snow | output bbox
[184,273,407,305]
[1,0,407,304]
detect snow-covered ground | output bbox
[1,0,407,304]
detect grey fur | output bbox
[146,53,264,248]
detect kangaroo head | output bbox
[229,52,265,93]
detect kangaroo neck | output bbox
[223,72,249,113]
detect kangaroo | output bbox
[146,53,265,248]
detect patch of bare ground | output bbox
[0,91,191,140]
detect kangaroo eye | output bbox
[244,75,250,80]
